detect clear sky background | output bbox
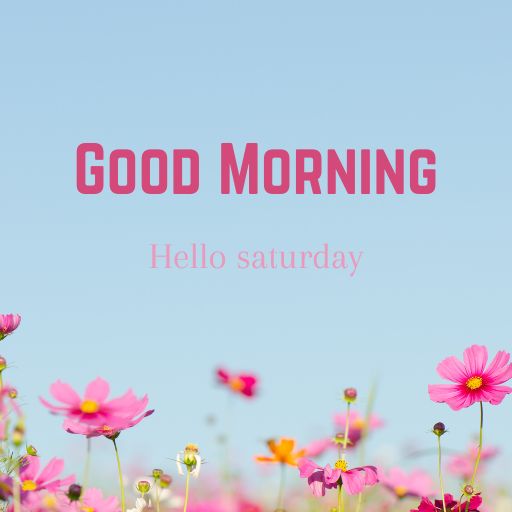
[1,0,511,492]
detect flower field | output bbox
[1,314,511,512]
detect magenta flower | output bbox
[298,458,378,496]
[0,314,21,341]
[216,368,258,398]
[428,345,512,410]
[19,455,74,496]
[410,493,482,512]
[380,467,435,499]
[40,377,153,436]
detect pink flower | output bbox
[380,467,435,499]
[0,314,21,340]
[428,345,512,410]
[447,444,498,480]
[334,410,384,447]
[305,410,383,457]
[216,368,258,398]
[238,500,262,512]
[298,458,378,496]
[303,438,336,458]
[63,409,154,438]
[410,493,482,512]
[0,384,22,418]
[19,455,74,497]
[0,474,11,501]
[187,500,225,512]
[40,377,153,436]
[63,488,120,512]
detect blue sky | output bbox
[1,0,511,491]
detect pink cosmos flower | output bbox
[410,493,482,512]
[216,368,258,398]
[447,443,498,480]
[0,474,11,501]
[305,410,383,457]
[62,488,120,512]
[19,455,74,497]
[428,345,512,410]
[62,409,154,438]
[0,314,21,340]
[380,467,435,499]
[333,411,383,447]
[40,377,153,436]
[298,458,378,496]
[303,438,336,458]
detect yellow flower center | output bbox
[395,486,408,498]
[82,506,95,512]
[42,495,58,509]
[466,376,483,390]
[22,480,37,492]
[334,459,348,472]
[353,418,366,430]
[80,400,100,413]
[229,378,244,392]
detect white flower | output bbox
[127,497,150,512]
[176,445,203,478]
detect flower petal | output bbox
[436,356,468,383]
[49,381,81,406]
[463,345,488,376]
[84,378,110,403]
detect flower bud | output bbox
[432,422,447,436]
[8,388,18,399]
[183,444,199,467]
[26,445,38,456]
[152,468,163,479]
[12,425,25,447]
[463,484,474,496]
[159,474,172,488]
[137,480,151,495]
[67,484,83,502]
[0,357,6,371]
[343,388,357,403]
[333,433,345,445]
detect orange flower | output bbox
[255,438,305,466]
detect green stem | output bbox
[342,402,351,457]
[183,469,191,512]
[437,435,447,512]
[83,437,92,490]
[13,459,21,512]
[337,483,344,512]
[276,463,286,510]
[337,401,351,512]
[470,402,484,487]
[355,491,363,512]
[112,439,126,512]
[358,379,377,467]
[156,485,161,512]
